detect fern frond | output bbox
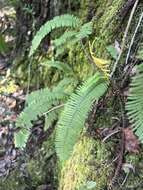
[14,128,30,148]
[53,30,77,48]
[26,78,72,104]
[76,22,93,40]
[15,77,74,148]
[126,64,143,142]
[89,41,110,79]
[41,60,73,75]
[15,90,67,148]
[55,73,108,161]
[44,111,59,130]
[29,14,81,56]
[53,22,93,48]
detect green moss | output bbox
[59,136,113,190]
[67,0,126,81]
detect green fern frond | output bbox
[29,14,81,57]
[55,73,108,161]
[41,60,73,75]
[44,111,59,130]
[15,78,73,148]
[53,30,77,48]
[16,90,65,128]
[126,64,143,142]
[52,22,93,48]
[14,128,30,148]
[26,78,72,104]
[76,22,93,40]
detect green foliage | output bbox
[53,31,77,48]
[76,22,93,40]
[40,60,74,76]
[55,73,108,162]
[106,45,118,60]
[0,34,8,54]
[15,79,72,148]
[78,181,96,190]
[29,14,93,57]
[29,14,81,56]
[44,111,58,130]
[126,64,143,142]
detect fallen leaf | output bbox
[123,128,140,153]
[5,97,16,109]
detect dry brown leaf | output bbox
[5,97,16,109]
[123,128,140,153]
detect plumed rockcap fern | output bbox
[55,73,108,162]
[126,64,143,142]
[29,14,81,57]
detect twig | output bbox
[125,11,143,65]
[42,104,65,116]
[102,129,120,142]
[108,130,125,189]
[119,172,129,188]
[110,0,140,78]
[26,58,32,95]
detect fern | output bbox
[55,73,108,161]
[29,14,81,57]
[53,22,93,48]
[15,78,72,148]
[53,30,77,48]
[44,111,59,130]
[126,64,143,142]
[76,22,93,40]
[14,128,30,148]
[41,60,74,75]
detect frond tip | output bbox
[55,73,108,162]
[126,64,143,142]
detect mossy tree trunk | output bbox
[58,1,143,190]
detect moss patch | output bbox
[59,136,113,190]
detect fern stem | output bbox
[43,104,65,116]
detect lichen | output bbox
[59,136,113,190]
